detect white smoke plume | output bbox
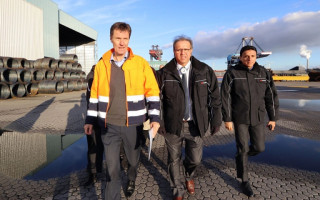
[300,45,312,59]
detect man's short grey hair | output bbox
[173,35,193,50]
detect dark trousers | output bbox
[164,121,203,198]
[101,123,142,200]
[86,126,103,174]
[234,123,265,182]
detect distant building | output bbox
[0,0,98,75]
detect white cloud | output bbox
[193,11,320,60]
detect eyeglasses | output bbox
[174,48,192,53]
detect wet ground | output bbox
[0,81,320,199]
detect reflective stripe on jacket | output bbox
[85,47,160,127]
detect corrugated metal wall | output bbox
[0,0,44,60]
[26,0,59,59]
[60,41,97,75]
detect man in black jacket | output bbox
[84,65,104,186]
[221,45,279,197]
[157,35,222,200]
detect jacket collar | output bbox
[102,47,134,62]
[163,56,207,78]
[236,61,261,75]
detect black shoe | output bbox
[84,173,97,186]
[125,180,135,197]
[241,181,254,197]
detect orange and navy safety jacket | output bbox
[85,47,160,127]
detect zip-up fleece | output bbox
[85,47,160,127]
[220,62,279,126]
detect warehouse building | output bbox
[0,0,97,74]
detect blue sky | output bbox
[52,0,320,70]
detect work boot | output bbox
[125,180,135,197]
[84,173,97,186]
[241,181,254,197]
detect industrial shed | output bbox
[0,0,97,74]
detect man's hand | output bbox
[84,124,93,135]
[225,121,233,131]
[267,121,276,131]
[211,126,220,135]
[150,122,160,138]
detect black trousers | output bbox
[101,123,142,200]
[234,123,265,182]
[164,121,203,198]
[86,125,103,174]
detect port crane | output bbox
[227,37,272,68]
[149,45,163,61]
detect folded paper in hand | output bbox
[148,128,154,160]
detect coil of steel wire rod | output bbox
[63,71,71,80]
[0,68,18,83]
[71,63,82,71]
[58,61,66,71]
[29,60,35,68]
[70,72,80,80]
[40,57,53,69]
[0,82,11,99]
[80,71,86,79]
[44,70,55,80]
[50,59,60,70]
[62,80,76,92]
[34,58,53,69]
[73,80,83,91]
[24,82,39,96]
[33,58,43,69]
[65,62,73,71]
[17,69,32,83]
[81,80,88,90]
[9,83,26,98]
[15,58,31,69]
[1,57,20,69]
[0,57,3,68]
[38,80,64,94]
[54,70,63,80]
[60,54,78,63]
[29,69,45,82]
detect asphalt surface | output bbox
[0,82,320,200]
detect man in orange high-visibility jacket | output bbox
[84,22,160,200]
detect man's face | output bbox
[110,29,130,57]
[174,40,192,66]
[240,49,257,68]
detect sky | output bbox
[52,0,320,70]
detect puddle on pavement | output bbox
[0,132,88,180]
[203,134,320,173]
[1,131,320,181]
[279,99,320,111]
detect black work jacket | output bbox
[220,62,279,126]
[156,56,222,137]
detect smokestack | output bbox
[300,45,312,70]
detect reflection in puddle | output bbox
[0,132,87,180]
[1,132,319,180]
[203,134,320,173]
[280,99,320,111]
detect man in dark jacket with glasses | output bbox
[157,35,222,200]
